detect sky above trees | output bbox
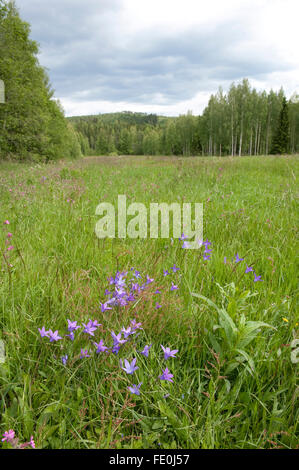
[17,0,299,117]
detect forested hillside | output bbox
[0,0,82,162]
[69,80,299,157]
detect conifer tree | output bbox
[270,97,290,154]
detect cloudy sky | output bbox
[17,0,299,117]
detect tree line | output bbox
[0,0,82,162]
[69,80,299,157]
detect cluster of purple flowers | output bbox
[1,430,35,449]
[157,345,178,383]
[38,327,63,342]
[38,317,144,364]
[100,270,155,312]
[179,235,264,283]
[179,233,190,249]
[180,234,213,261]
[37,262,183,408]
[162,264,180,295]
[99,266,180,314]
[121,343,178,396]
[163,264,180,276]
[202,239,212,261]
[233,253,263,282]
[38,307,178,398]
[178,236,263,283]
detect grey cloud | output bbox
[17,1,295,109]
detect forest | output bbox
[69,84,299,157]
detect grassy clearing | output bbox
[0,155,298,449]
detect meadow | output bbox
[0,154,298,449]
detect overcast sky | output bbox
[17,0,299,117]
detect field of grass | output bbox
[0,154,298,449]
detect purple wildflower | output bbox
[130,282,139,292]
[115,287,126,298]
[121,326,133,338]
[130,319,143,331]
[100,302,112,312]
[66,320,81,340]
[126,293,135,302]
[196,239,203,247]
[140,344,152,357]
[182,241,190,249]
[111,343,121,354]
[170,282,178,291]
[61,355,68,365]
[30,436,35,449]
[235,253,244,263]
[163,269,170,276]
[161,345,178,360]
[171,264,180,272]
[156,303,162,309]
[146,275,154,284]
[245,265,254,273]
[48,330,63,342]
[94,339,108,353]
[67,319,81,332]
[159,367,174,383]
[38,326,49,338]
[127,383,142,396]
[66,331,75,341]
[80,349,91,358]
[254,273,263,282]
[2,430,15,442]
[115,274,126,288]
[179,233,187,241]
[111,331,127,346]
[82,320,98,336]
[120,358,139,375]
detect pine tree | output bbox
[270,97,290,154]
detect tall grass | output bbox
[0,155,298,449]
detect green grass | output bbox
[0,154,298,449]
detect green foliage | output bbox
[271,97,290,154]
[0,155,298,449]
[0,1,82,161]
[69,111,203,157]
[69,80,299,157]
[192,287,275,376]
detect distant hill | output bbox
[68,111,161,127]
[67,81,299,157]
